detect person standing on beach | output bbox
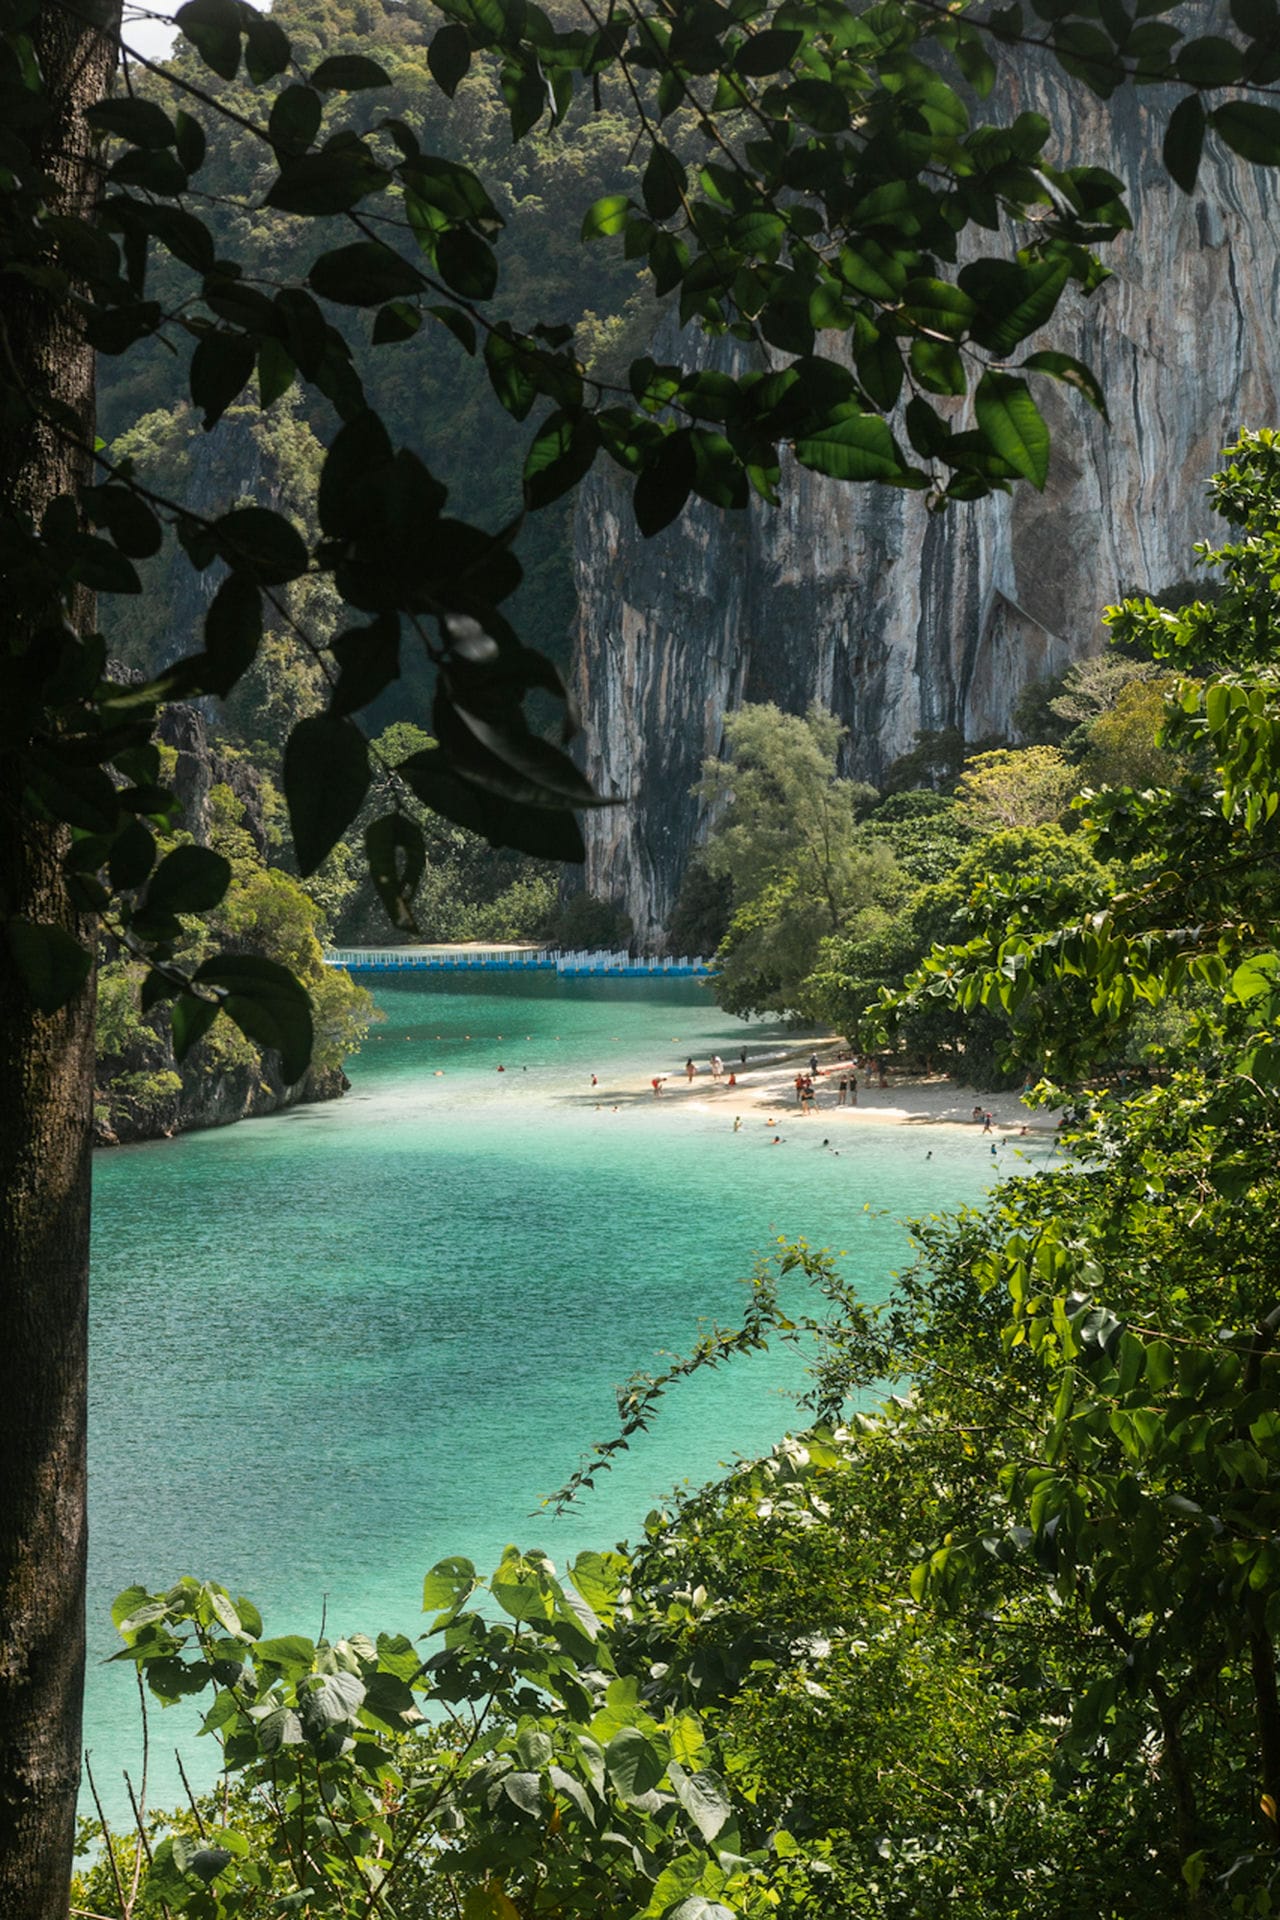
[837,1075,848,1107]
[795,1072,805,1106]
[849,1073,858,1107]
[809,1052,819,1075]
[685,1057,696,1083]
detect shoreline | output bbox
[625,1039,1060,1135]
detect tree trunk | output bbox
[0,3,116,1914]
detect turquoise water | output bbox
[85,975,1042,1817]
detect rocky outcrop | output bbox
[94,1055,349,1148]
[574,56,1280,946]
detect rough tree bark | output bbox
[0,3,117,1915]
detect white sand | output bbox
[647,1039,1059,1133]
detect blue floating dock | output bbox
[324,945,711,977]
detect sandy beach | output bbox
[645,1038,1059,1134]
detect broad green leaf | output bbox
[974,372,1050,489]
[190,955,313,1083]
[422,1556,476,1618]
[523,410,600,509]
[1163,92,1205,195]
[266,148,392,216]
[146,845,231,914]
[437,228,498,301]
[175,0,241,79]
[170,992,219,1061]
[1020,350,1109,421]
[299,1669,366,1733]
[794,406,907,484]
[283,714,370,873]
[252,1634,316,1674]
[490,1551,557,1622]
[1211,100,1280,166]
[604,1726,665,1801]
[85,98,176,147]
[212,507,309,584]
[669,1762,732,1842]
[312,54,390,89]
[428,22,471,95]
[309,241,425,308]
[201,574,262,696]
[581,194,630,241]
[642,145,686,221]
[268,84,321,155]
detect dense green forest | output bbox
[72,436,1280,1919]
[684,644,1190,1087]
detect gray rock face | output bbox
[573,60,1280,947]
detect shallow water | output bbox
[85,974,1045,1817]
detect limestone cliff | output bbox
[574,58,1280,947]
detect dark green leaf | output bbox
[427,304,475,352]
[1176,35,1243,87]
[397,747,586,861]
[961,255,1071,355]
[910,338,967,396]
[191,954,313,1083]
[330,615,400,716]
[283,714,370,873]
[373,301,422,345]
[1163,92,1205,194]
[364,812,424,928]
[82,484,163,558]
[312,54,391,89]
[170,991,219,1060]
[436,227,497,301]
[974,371,1050,488]
[1211,100,1280,166]
[108,819,157,890]
[212,507,309,584]
[309,241,426,307]
[257,336,296,407]
[733,27,802,75]
[268,85,322,157]
[266,147,392,216]
[175,0,241,79]
[202,573,262,696]
[174,110,206,174]
[146,845,231,914]
[523,410,600,508]
[634,431,695,536]
[318,410,395,537]
[71,534,141,594]
[5,919,92,1013]
[428,21,471,95]
[243,13,290,82]
[190,331,255,430]
[642,145,687,221]
[85,98,176,147]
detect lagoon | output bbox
[85,975,1039,1816]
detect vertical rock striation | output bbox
[574,62,1280,946]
